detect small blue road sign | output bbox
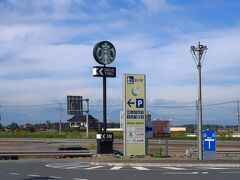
[204,130,216,151]
[127,76,134,84]
[136,99,144,108]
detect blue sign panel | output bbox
[204,130,216,151]
[136,99,144,108]
[127,76,134,84]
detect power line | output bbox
[1,102,59,108]
[202,101,237,107]
[0,100,238,108]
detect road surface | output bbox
[0,160,240,180]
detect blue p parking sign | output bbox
[136,99,144,108]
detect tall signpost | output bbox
[123,74,146,156]
[190,42,207,160]
[93,41,116,154]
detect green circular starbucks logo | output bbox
[93,41,116,65]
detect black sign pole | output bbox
[93,41,116,154]
[103,65,107,133]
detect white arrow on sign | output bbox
[204,138,214,149]
[97,67,104,76]
[93,66,116,77]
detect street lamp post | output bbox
[190,41,207,160]
[237,100,240,134]
[57,101,64,134]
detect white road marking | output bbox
[65,165,90,169]
[46,163,85,169]
[28,174,40,177]
[85,166,104,170]
[132,167,150,170]
[164,172,198,175]
[161,167,186,170]
[9,172,20,175]
[49,176,62,179]
[202,172,209,174]
[73,178,88,180]
[110,166,122,170]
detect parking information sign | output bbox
[123,74,146,156]
[204,130,216,160]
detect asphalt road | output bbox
[0,160,240,180]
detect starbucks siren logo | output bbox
[93,41,116,65]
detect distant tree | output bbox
[25,124,35,132]
[0,123,4,131]
[7,123,19,131]
[46,120,51,129]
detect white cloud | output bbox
[0,0,240,108]
[141,0,180,14]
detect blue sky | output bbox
[0,0,240,107]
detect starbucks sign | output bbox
[93,41,116,65]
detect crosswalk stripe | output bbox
[110,167,122,170]
[161,167,186,170]
[28,174,40,177]
[164,172,198,175]
[85,166,104,170]
[132,167,149,170]
[49,176,62,179]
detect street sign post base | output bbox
[96,132,113,154]
[204,151,216,160]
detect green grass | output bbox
[0,130,239,141]
[0,130,123,139]
[0,131,93,139]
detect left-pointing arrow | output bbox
[127,99,135,107]
[97,67,104,76]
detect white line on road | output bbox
[110,167,122,170]
[132,167,150,170]
[202,172,209,174]
[164,172,198,175]
[49,176,62,179]
[46,163,82,169]
[65,165,90,169]
[85,166,104,170]
[73,178,88,180]
[161,167,186,170]
[28,174,40,177]
[9,172,20,175]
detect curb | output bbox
[90,161,240,168]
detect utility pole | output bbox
[237,100,240,134]
[190,42,208,160]
[57,101,64,133]
[86,98,89,138]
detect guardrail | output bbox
[186,149,240,156]
[0,150,96,157]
